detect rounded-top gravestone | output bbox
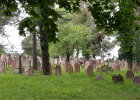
[112,74,124,83]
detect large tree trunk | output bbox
[127,59,133,71]
[32,33,37,70]
[66,54,70,62]
[39,23,50,75]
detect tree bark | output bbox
[39,23,50,75]
[127,59,133,71]
[66,53,70,62]
[32,33,37,70]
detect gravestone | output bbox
[113,62,120,71]
[66,61,73,74]
[37,59,42,73]
[14,55,22,74]
[8,56,12,65]
[112,74,124,83]
[101,65,108,73]
[96,75,103,80]
[12,59,16,68]
[74,61,80,72]
[0,54,6,73]
[126,71,134,79]
[133,76,140,85]
[87,65,93,77]
[0,61,5,73]
[82,58,86,66]
[28,67,34,76]
[25,58,31,74]
[55,65,61,76]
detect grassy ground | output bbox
[0,67,140,100]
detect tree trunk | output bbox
[32,33,37,70]
[39,23,50,75]
[66,54,70,62]
[127,59,133,71]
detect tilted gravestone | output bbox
[74,61,80,72]
[126,71,134,79]
[28,67,34,76]
[112,74,124,83]
[133,76,140,85]
[87,65,93,77]
[55,65,61,76]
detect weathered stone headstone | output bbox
[28,67,34,76]
[14,55,22,74]
[87,65,93,77]
[82,58,86,66]
[112,74,124,83]
[25,58,31,74]
[74,61,80,72]
[66,61,73,74]
[133,76,140,85]
[113,62,120,71]
[55,65,61,76]
[12,59,16,68]
[37,59,42,73]
[0,54,6,73]
[96,75,103,80]
[101,65,108,73]
[0,61,5,73]
[126,71,134,79]
[8,57,12,65]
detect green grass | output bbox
[0,67,140,100]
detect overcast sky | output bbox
[2,25,24,53]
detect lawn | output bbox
[0,67,140,100]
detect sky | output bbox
[2,25,24,53]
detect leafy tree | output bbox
[22,35,41,56]
[49,15,90,61]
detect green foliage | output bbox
[49,13,90,57]
[0,46,5,55]
[22,35,42,56]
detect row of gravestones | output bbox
[112,71,140,85]
[0,54,42,75]
[0,54,140,85]
[55,63,140,85]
